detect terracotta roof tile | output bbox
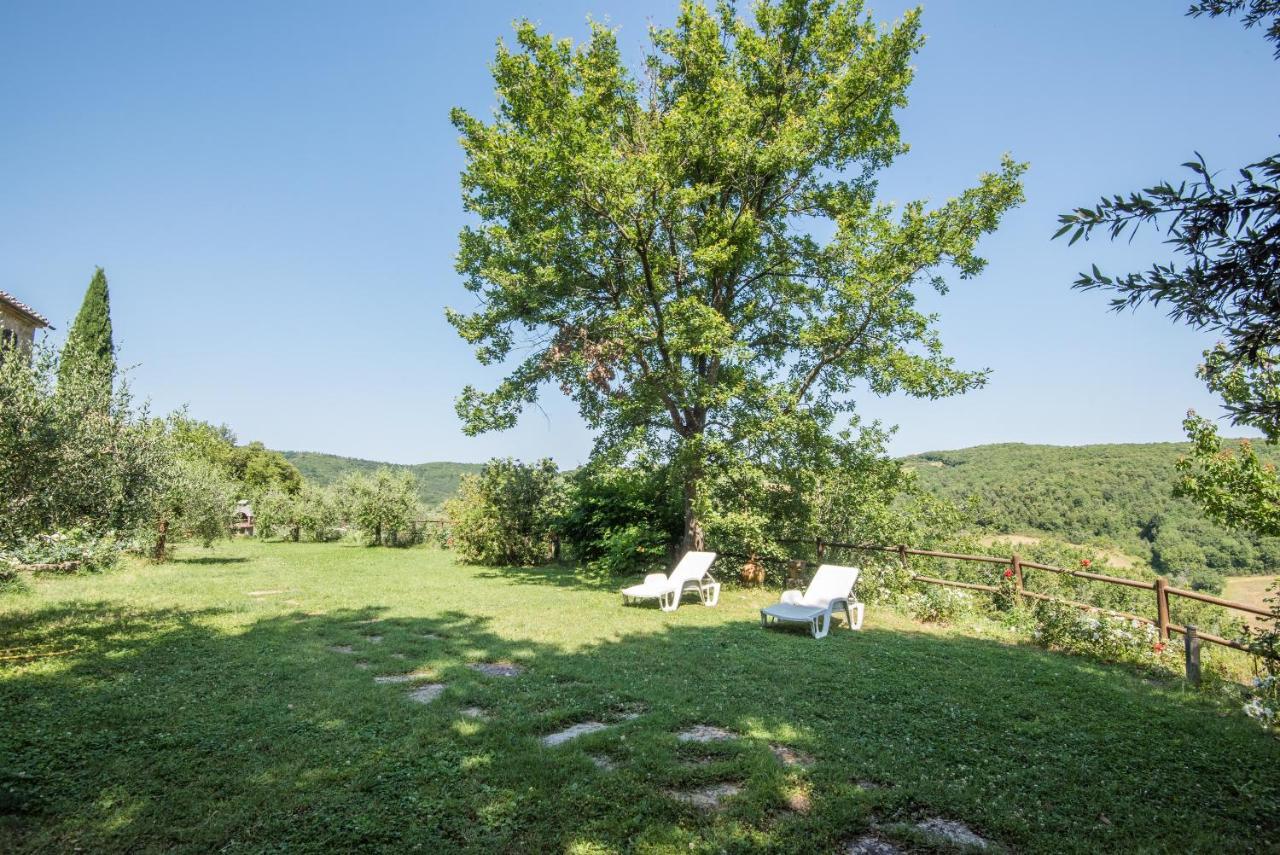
[0,290,51,328]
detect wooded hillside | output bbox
[278,452,482,509]
[906,441,1280,587]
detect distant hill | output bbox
[278,451,483,509]
[905,441,1280,585]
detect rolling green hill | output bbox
[905,441,1280,586]
[278,451,483,509]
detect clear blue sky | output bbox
[3,1,1276,465]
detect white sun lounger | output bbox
[621,551,720,612]
[760,564,863,639]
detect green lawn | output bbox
[1,542,1277,853]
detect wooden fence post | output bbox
[816,538,826,560]
[1184,624,1201,686]
[1154,577,1170,641]
[897,544,909,575]
[1011,553,1025,599]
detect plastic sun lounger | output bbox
[620,551,720,612]
[760,564,863,639]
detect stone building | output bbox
[0,289,51,354]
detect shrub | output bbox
[1,528,122,575]
[909,585,973,624]
[446,458,566,565]
[560,460,681,576]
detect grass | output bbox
[1224,574,1278,619]
[1,541,1277,853]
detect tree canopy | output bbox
[448,0,1024,547]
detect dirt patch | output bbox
[541,721,608,747]
[374,674,416,684]
[676,725,737,743]
[770,744,815,768]
[917,818,989,849]
[468,662,524,677]
[407,684,446,704]
[843,836,901,855]
[783,788,811,814]
[667,782,741,811]
[588,754,616,771]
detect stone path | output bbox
[676,725,737,743]
[408,684,446,704]
[541,721,609,746]
[916,818,990,849]
[843,836,901,855]
[769,744,814,768]
[667,782,741,811]
[468,662,523,677]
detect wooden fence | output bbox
[767,539,1275,682]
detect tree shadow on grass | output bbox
[472,562,623,593]
[1,601,1277,853]
[170,555,251,566]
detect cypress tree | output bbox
[59,267,116,390]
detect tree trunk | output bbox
[681,469,705,552]
[153,518,169,562]
[374,522,382,546]
[290,524,300,543]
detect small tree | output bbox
[341,468,420,546]
[148,456,237,561]
[254,488,303,541]
[297,483,342,542]
[58,267,116,394]
[446,458,566,566]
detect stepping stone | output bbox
[374,674,416,684]
[408,684,446,704]
[364,635,383,643]
[328,645,355,654]
[916,818,989,849]
[418,633,441,640]
[855,780,885,791]
[588,754,615,771]
[469,662,523,677]
[770,744,815,768]
[247,589,284,597]
[355,661,372,670]
[391,653,407,660]
[541,721,608,747]
[844,836,902,855]
[667,782,740,811]
[676,725,736,743]
[459,706,489,720]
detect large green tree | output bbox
[58,267,116,392]
[1055,1,1280,538]
[448,0,1024,548]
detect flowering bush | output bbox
[1,528,121,575]
[1243,675,1278,728]
[909,585,972,624]
[1031,600,1180,672]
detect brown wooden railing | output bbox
[764,539,1275,680]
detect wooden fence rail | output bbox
[766,538,1275,677]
